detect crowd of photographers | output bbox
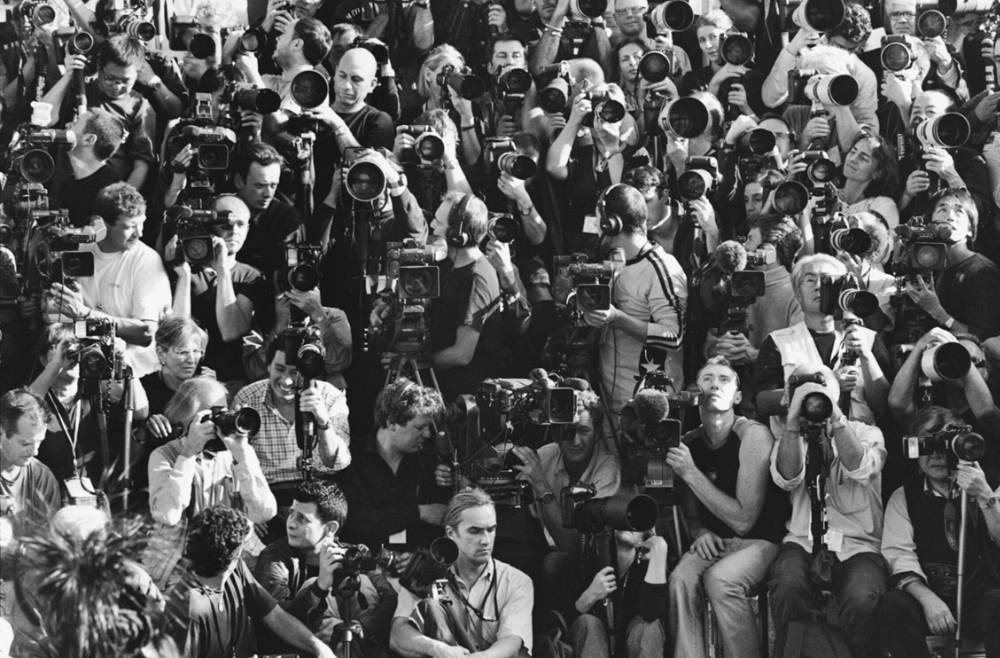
[2,0,1000,654]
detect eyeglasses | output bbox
[615,5,646,15]
[170,348,205,360]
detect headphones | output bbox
[446,194,476,248]
[598,184,627,236]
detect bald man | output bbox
[171,194,266,384]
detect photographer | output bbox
[232,327,351,502]
[409,45,481,166]
[42,35,157,191]
[45,182,172,378]
[667,357,789,658]
[586,183,687,416]
[47,107,124,228]
[530,0,612,77]
[876,406,1000,657]
[754,254,891,427]
[235,17,332,110]
[390,487,533,658]
[164,506,336,658]
[831,211,896,328]
[233,144,305,283]
[148,376,276,527]
[167,195,266,385]
[0,388,61,529]
[255,481,397,654]
[336,378,451,551]
[834,132,901,243]
[768,364,888,658]
[761,1,878,133]
[569,529,668,658]
[427,193,510,402]
[888,328,993,428]
[900,189,1000,341]
[391,108,474,217]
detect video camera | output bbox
[818,273,879,317]
[397,125,446,165]
[678,156,721,201]
[567,261,614,312]
[386,241,441,300]
[71,317,122,382]
[176,124,236,174]
[904,423,985,463]
[171,205,233,269]
[6,127,75,187]
[366,241,440,357]
[711,240,768,336]
[619,385,685,494]
[475,374,579,427]
[32,212,96,284]
[893,219,951,284]
[484,138,537,180]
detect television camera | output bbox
[365,241,440,358]
[69,317,123,383]
[709,240,769,337]
[170,205,233,270]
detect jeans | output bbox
[667,537,778,658]
[876,586,1000,657]
[768,543,887,658]
[569,613,665,658]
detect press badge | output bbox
[583,214,601,235]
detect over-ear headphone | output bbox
[446,194,475,248]
[598,184,626,236]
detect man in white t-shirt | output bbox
[45,182,171,377]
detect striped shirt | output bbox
[599,243,687,414]
[232,379,351,486]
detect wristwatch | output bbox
[315,418,331,431]
[538,490,555,504]
[982,494,998,509]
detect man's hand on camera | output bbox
[419,503,448,525]
[483,239,515,280]
[241,111,264,141]
[974,91,1000,124]
[786,26,819,56]
[48,336,78,374]
[46,282,90,319]
[316,539,347,591]
[170,144,194,184]
[640,533,668,558]
[716,331,757,364]
[62,52,88,77]
[285,287,324,318]
[496,114,519,137]
[835,364,860,394]
[880,72,911,109]
[665,134,688,173]
[487,3,508,32]
[584,565,617,601]
[222,430,251,455]
[785,381,831,427]
[393,132,415,161]
[582,305,620,328]
[233,51,260,79]
[210,236,231,273]
[511,445,549,493]
[914,326,957,353]
[299,386,331,427]
[955,461,992,503]
[497,172,530,206]
[181,412,216,457]
[164,236,191,278]
[687,197,717,233]
[689,530,725,560]
[723,115,757,146]
[708,63,746,96]
[922,36,952,68]
[842,321,872,360]
[665,441,697,481]
[434,463,454,488]
[921,146,961,187]
[568,92,593,126]
[801,114,830,146]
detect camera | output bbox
[56,27,96,55]
[488,213,519,243]
[569,0,607,19]
[20,0,57,25]
[904,424,985,462]
[172,206,233,269]
[658,94,716,138]
[539,75,570,113]
[638,50,671,83]
[881,35,914,72]
[343,148,388,203]
[397,125,446,164]
[788,69,858,106]
[72,317,122,382]
[474,376,579,426]
[677,156,720,200]
[582,88,626,126]
[437,64,486,100]
[386,241,441,300]
[34,215,97,282]
[283,243,323,293]
[101,0,156,40]
[289,69,329,110]
[177,125,235,172]
[484,138,537,180]
[398,537,459,597]
[721,33,754,66]
[568,261,614,312]
[115,12,156,40]
[497,67,533,111]
[281,325,326,382]
[914,112,971,150]
[224,84,282,115]
[787,372,835,424]
[921,341,972,382]
[893,220,951,280]
[916,7,947,38]
[788,0,845,32]
[8,128,75,185]
[237,26,268,54]
[818,273,879,317]
[208,406,261,436]
[773,180,809,216]
[367,242,439,356]
[646,0,695,32]
[826,215,873,256]
[564,492,658,532]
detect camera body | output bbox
[893,220,951,284]
[476,378,579,426]
[904,424,985,464]
[678,156,720,201]
[174,208,233,269]
[582,87,626,126]
[484,138,537,180]
[397,125,446,165]
[367,241,439,357]
[7,127,75,186]
[178,124,234,173]
[386,241,441,300]
[496,67,533,112]
[787,372,835,424]
[818,273,878,317]
[568,261,614,312]
[72,317,122,382]
[283,243,323,292]
[881,35,914,72]
[35,215,97,282]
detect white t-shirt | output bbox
[78,242,172,378]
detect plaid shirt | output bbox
[233,379,351,486]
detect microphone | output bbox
[715,240,748,274]
[632,388,671,427]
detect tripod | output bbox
[383,348,441,393]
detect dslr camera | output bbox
[787,69,859,107]
[788,371,835,425]
[101,0,156,41]
[496,67,533,113]
[283,243,323,293]
[904,423,985,464]
[72,317,122,382]
[678,156,721,201]
[396,125,446,165]
[818,273,879,317]
[484,138,537,180]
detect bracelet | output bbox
[414,1,429,7]
[517,203,533,215]
[311,581,330,598]
[315,418,331,431]
[460,124,476,131]
[944,316,955,330]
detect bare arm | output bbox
[432,325,480,369]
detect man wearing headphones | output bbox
[584,184,688,416]
[427,192,509,402]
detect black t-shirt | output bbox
[237,198,303,285]
[313,104,396,207]
[49,152,121,228]
[190,263,267,383]
[937,253,1000,341]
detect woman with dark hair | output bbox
[837,130,902,235]
[613,38,680,139]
